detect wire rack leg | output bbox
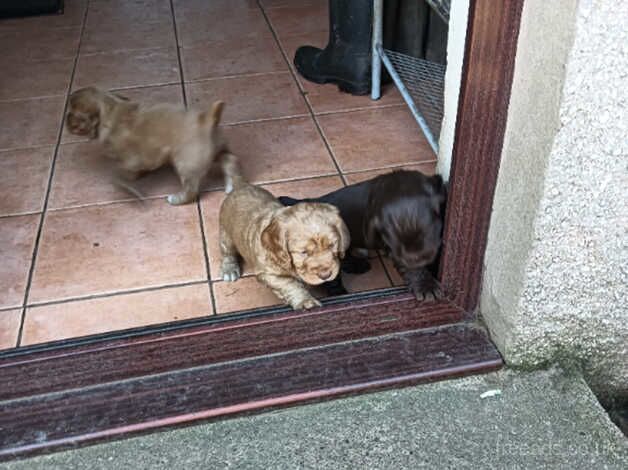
[377,44,439,153]
[371,0,383,100]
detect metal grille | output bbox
[425,0,450,23]
[383,48,446,139]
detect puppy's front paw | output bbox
[410,276,443,302]
[167,194,183,205]
[167,192,196,205]
[341,256,371,274]
[294,297,322,310]
[224,178,233,194]
[324,277,348,296]
[220,260,241,282]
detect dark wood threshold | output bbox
[0,297,500,460]
[0,0,523,462]
[0,294,463,401]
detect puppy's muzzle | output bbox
[317,269,333,281]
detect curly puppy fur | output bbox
[280,170,447,300]
[219,164,350,310]
[66,86,228,205]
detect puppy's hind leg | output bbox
[219,226,241,282]
[167,173,202,205]
[219,152,243,194]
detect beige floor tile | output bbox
[318,107,435,172]
[0,57,73,101]
[81,18,176,54]
[222,117,336,185]
[181,35,286,81]
[265,2,328,38]
[176,7,269,48]
[30,200,206,303]
[22,283,212,345]
[0,26,81,62]
[74,48,179,90]
[0,97,65,151]
[213,276,282,314]
[0,147,53,216]
[186,72,308,125]
[0,215,39,309]
[0,309,21,351]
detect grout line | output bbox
[342,160,438,177]
[42,172,342,214]
[0,142,58,154]
[0,104,409,156]
[24,280,208,309]
[15,0,92,347]
[0,93,67,104]
[313,102,406,117]
[70,80,181,94]
[79,45,173,57]
[39,163,435,216]
[251,172,341,188]
[256,0,348,186]
[108,82,180,93]
[77,45,177,58]
[170,0,216,316]
[221,113,311,127]
[168,0,188,107]
[310,113,347,185]
[196,203,218,316]
[184,70,290,84]
[46,197,170,213]
[0,211,43,221]
[0,305,21,313]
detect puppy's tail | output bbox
[200,100,225,128]
[220,151,245,194]
[278,196,314,206]
[278,196,303,206]
[111,176,146,205]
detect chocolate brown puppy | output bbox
[219,162,350,310]
[279,170,446,300]
[66,86,229,205]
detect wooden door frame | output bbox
[0,0,525,460]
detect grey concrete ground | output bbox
[3,368,627,469]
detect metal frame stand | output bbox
[371,0,448,155]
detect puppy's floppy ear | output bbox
[261,215,292,270]
[334,218,351,258]
[66,97,101,139]
[428,174,447,214]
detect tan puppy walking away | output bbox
[66,86,228,205]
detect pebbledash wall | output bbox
[479,0,627,403]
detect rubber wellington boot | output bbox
[294,0,372,95]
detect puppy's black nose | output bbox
[318,269,333,280]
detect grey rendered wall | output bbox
[480,0,628,401]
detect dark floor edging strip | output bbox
[0,323,501,461]
[0,297,463,400]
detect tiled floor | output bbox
[0,0,436,349]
